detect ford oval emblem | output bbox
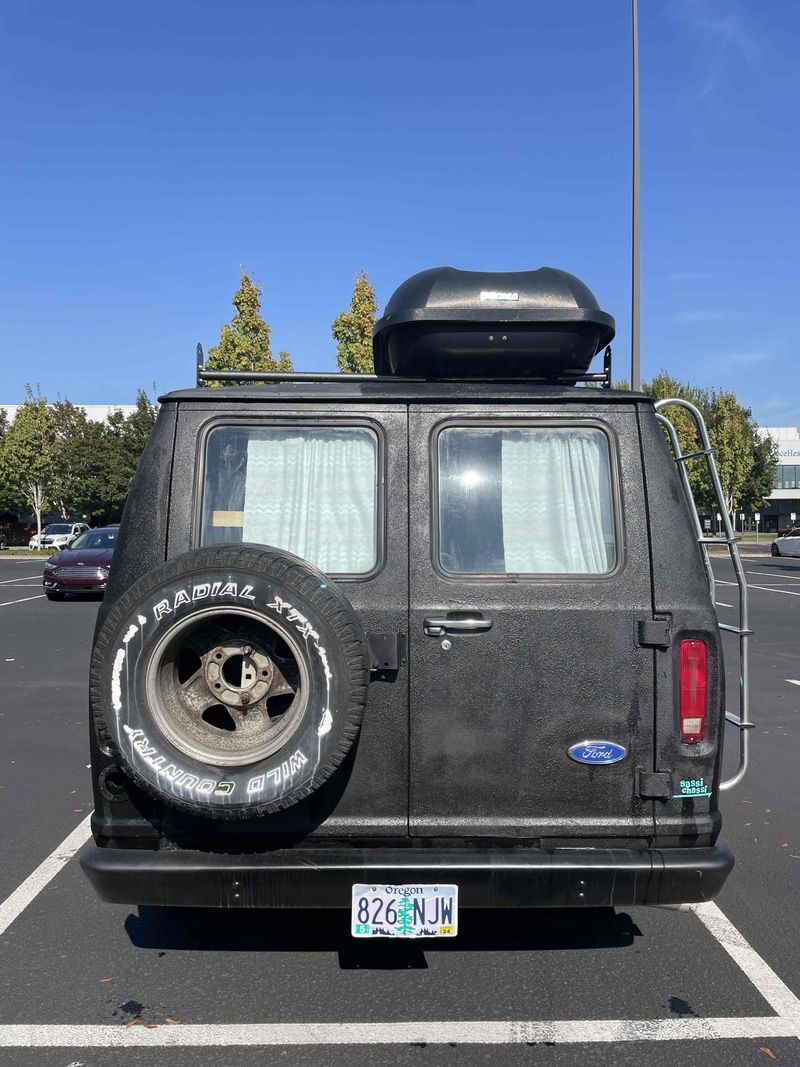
[568,740,626,765]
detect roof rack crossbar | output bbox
[195,369,612,386]
[194,344,613,388]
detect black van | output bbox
[81,267,750,937]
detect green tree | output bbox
[0,387,57,544]
[50,401,127,522]
[106,390,160,509]
[740,429,779,512]
[704,391,755,517]
[204,271,293,384]
[395,895,416,937]
[332,271,377,373]
[643,371,777,519]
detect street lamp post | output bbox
[631,0,641,392]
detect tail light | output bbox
[679,639,708,744]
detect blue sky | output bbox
[1,1,797,425]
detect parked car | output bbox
[771,530,800,557]
[81,266,739,935]
[29,522,89,551]
[42,526,118,599]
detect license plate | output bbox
[351,883,458,938]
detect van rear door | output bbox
[408,402,657,841]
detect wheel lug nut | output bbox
[241,693,250,705]
[243,645,252,656]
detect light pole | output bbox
[631,0,641,391]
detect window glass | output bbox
[72,530,117,551]
[201,425,379,574]
[438,426,616,575]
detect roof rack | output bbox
[195,345,613,389]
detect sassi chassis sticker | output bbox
[109,581,334,803]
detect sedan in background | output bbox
[29,521,88,551]
[42,526,118,600]
[771,529,800,557]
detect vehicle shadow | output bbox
[124,906,641,968]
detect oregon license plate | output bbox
[351,883,458,938]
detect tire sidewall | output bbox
[96,562,354,815]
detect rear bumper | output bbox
[80,843,733,909]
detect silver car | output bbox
[29,522,88,551]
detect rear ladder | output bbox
[654,397,753,790]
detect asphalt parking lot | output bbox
[0,549,799,1066]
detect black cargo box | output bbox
[373,266,615,380]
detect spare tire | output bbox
[90,545,369,819]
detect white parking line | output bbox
[717,580,800,598]
[786,680,800,688]
[0,816,91,938]
[0,820,798,1049]
[0,1016,798,1048]
[691,902,800,1018]
[0,594,45,608]
[715,601,733,608]
[747,570,800,582]
[0,575,39,585]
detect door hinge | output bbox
[637,618,672,649]
[637,770,673,800]
[367,633,407,672]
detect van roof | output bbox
[161,383,650,405]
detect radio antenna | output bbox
[631,0,641,390]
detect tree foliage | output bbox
[204,271,293,384]
[0,387,57,540]
[0,389,159,526]
[643,371,777,516]
[332,271,378,373]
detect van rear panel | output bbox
[638,405,724,846]
[408,401,659,843]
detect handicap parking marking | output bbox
[0,816,798,1050]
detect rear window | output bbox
[201,425,379,575]
[437,425,616,575]
[71,530,116,551]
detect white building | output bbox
[0,404,136,423]
[761,426,800,532]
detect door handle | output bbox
[423,617,493,637]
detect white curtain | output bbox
[500,429,614,573]
[242,429,377,573]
